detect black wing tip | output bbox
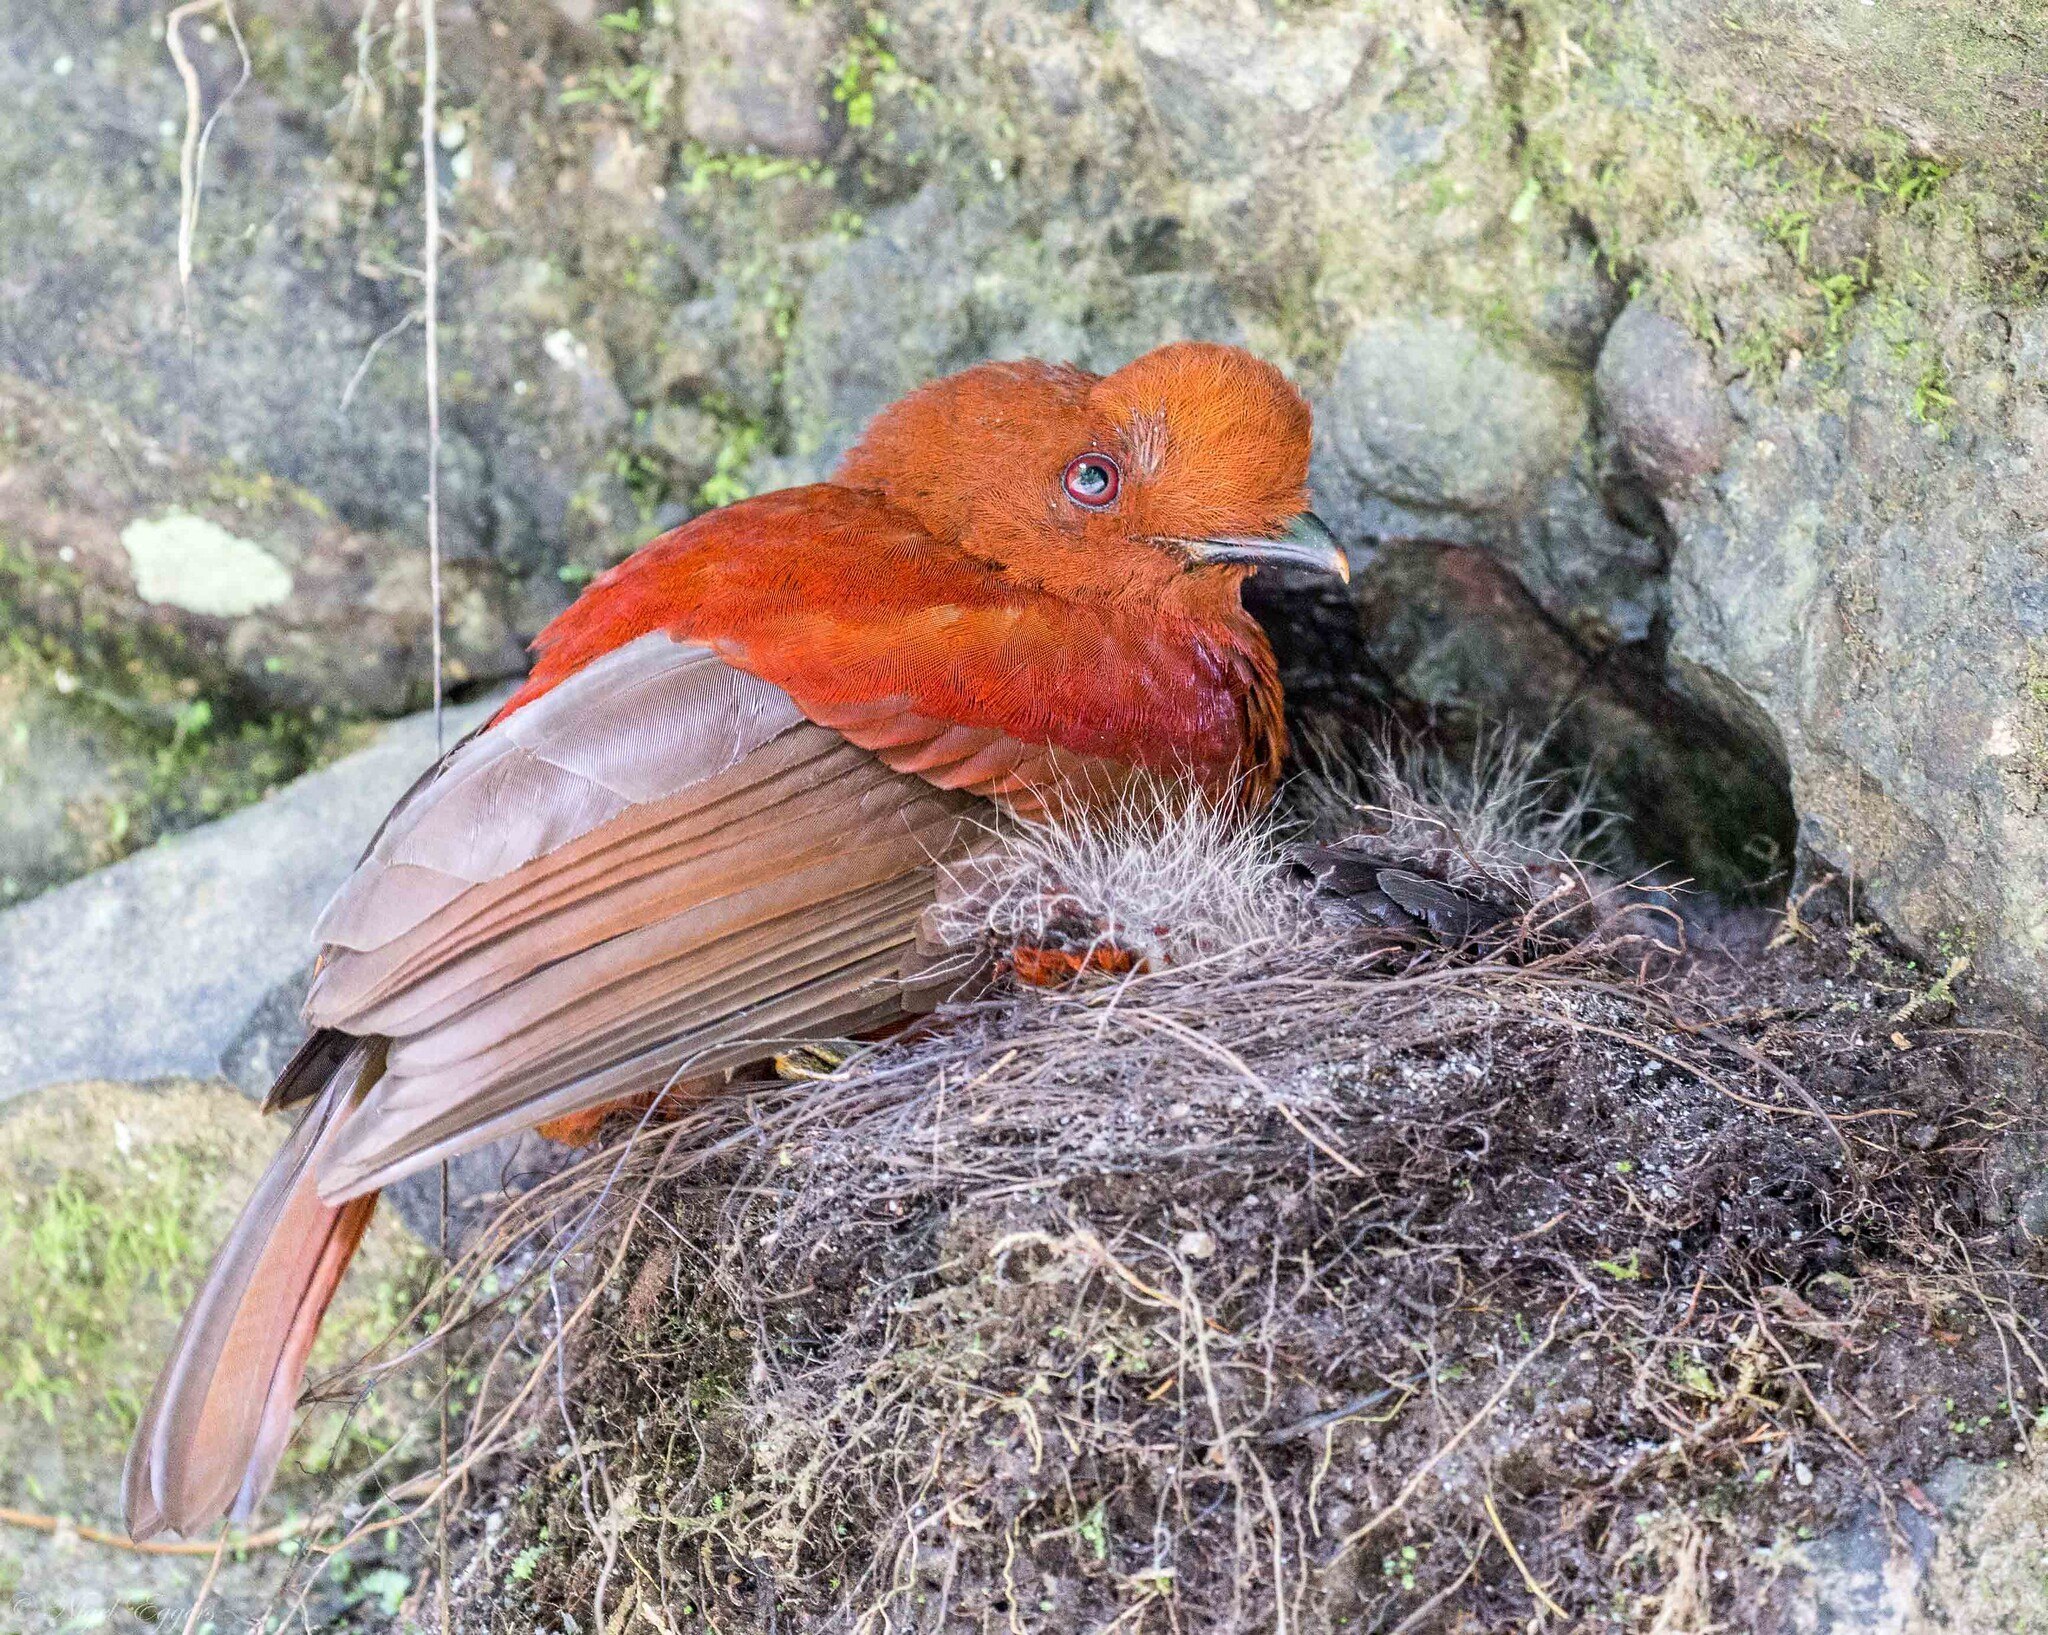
[262,1028,362,1115]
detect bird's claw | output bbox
[774,1044,849,1081]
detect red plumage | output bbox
[497,482,1278,809]
[123,340,1337,1540]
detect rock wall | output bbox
[1,0,2043,1014]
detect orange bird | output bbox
[123,340,1344,1540]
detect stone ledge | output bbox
[0,693,502,1104]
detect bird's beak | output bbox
[1178,511,1350,583]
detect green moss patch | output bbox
[0,1081,437,1628]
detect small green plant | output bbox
[349,1567,413,1618]
[679,141,833,198]
[157,695,214,781]
[561,21,664,132]
[1593,1248,1643,1282]
[1816,259,1870,348]
[1076,1500,1109,1561]
[1911,357,1956,432]
[1728,323,1788,385]
[1869,153,1949,207]
[1891,953,1970,1026]
[1670,1352,1720,1401]
[832,11,898,130]
[1381,1544,1422,1591]
[1767,207,1813,268]
[608,442,671,523]
[696,401,766,509]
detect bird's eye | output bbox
[1062,454,1121,508]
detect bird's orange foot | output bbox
[536,1098,648,1146]
[1008,938,1147,988]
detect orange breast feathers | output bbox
[494,484,1282,810]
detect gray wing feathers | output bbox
[295,633,984,1203]
[313,635,805,953]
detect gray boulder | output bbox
[1596,299,1735,496]
[1310,317,1667,646]
[1315,318,1588,522]
[1506,460,1668,648]
[1667,315,2048,1021]
[677,0,837,158]
[777,185,1243,478]
[1103,0,1377,189]
[0,695,498,1105]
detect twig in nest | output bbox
[1482,1485,1568,1621]
[1260,1378,1425,1446]
[1333,1294,1576,1563]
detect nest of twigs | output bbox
[336,744,2048,1633]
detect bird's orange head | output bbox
[833,340,1344,607]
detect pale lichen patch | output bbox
[118,511,294,618]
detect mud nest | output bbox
[394,758,2048,1634]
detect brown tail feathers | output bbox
[123,1038,382,1540]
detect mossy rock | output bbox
[0,1081,435,1629]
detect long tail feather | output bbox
[124,1042,383,1540]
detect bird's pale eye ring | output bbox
[1062,453,1121,508]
